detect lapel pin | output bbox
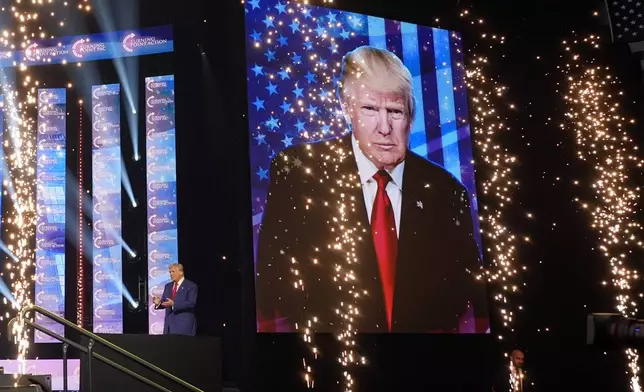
[417,201,423,209]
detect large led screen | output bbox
[246,2,489,334]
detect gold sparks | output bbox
[460,8,523,385]
[253,2,360,389]
[3,0,91,364]
[333,149,363,392]
[288,3,363,390]
[6,82,37,366]
[561,34,642,392]
[7,1,43,365]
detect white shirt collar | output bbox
[351,133,405,189]
[176,277,185,287]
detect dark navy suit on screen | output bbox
[256,134,488,333]
[156,279,198,336]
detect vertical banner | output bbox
[0,97,3,252]
[145,75,178,335]
[0,96,3,234]
[35,89,66,342]
[91,84,123,334]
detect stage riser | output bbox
[0,375,51,391]
[79,334,221,392]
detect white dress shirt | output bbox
[351,135,405,237]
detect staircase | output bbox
[6,305,209,392]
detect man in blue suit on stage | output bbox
[152,263,198,336]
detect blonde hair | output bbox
[169,263,184,272]
[339,46,416,120]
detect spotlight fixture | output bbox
[127,276,147,313]
[127,299,142,313]
[127,199,139,212]
[127,250,142,264]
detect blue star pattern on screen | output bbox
[245,1,481,253]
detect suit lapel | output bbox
[176,281,188,300]
[397,155,424,276]
[392,156,419,330]
[335,135,376,269]
[393,154,447,331]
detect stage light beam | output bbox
[92,0,141,163]
[120,155,136,209]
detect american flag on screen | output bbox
[606,0,644,42]
[244,0,481,265]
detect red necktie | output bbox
[172,282,178,299]
[371,170,398,331]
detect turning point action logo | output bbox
[25,42,68,62]
[122,32,168,53]
[92,85,119,100]
[94,305,117,320]
[38,122,60,135]
[146,112,171,124]
[150,322,165,335]
[146,95,173,108]
[25,43,39,61]
[36,256,57,268]
[92,103,115,116]
[72,38,107,58]
[148,180,170,193]
[37,222,60,235]
[36,291,59,304]
[146,78,169,92]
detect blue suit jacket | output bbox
[156,279,198,336]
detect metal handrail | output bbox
[8,305,204,392]
[9,316,172,392]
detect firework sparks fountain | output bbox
[4,0,91,365]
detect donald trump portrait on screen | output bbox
[256,46,489,334]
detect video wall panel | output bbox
[145,75,179,335]
[91,83,123,334]
[35,89,66,343]
[246,1,489,334]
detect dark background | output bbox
[0,0,642,391]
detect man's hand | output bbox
[161,298,174,307]
[152,296,161,306]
